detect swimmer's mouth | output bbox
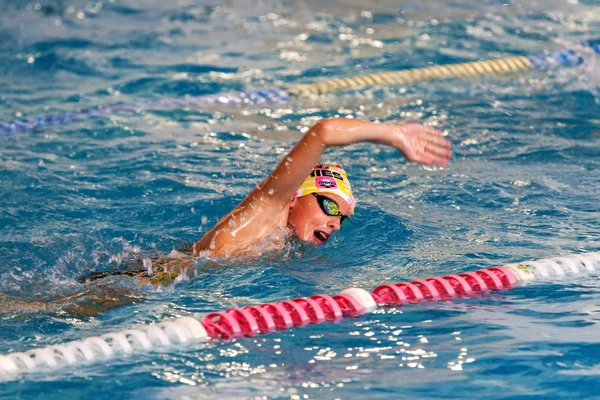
[313,230,330,244]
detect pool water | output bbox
[2,0,600,398]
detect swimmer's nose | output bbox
[328,218,340,231]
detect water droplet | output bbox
[143,258,153,276]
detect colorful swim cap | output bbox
[293,164,356,213]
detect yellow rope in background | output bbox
[289,55,533,97]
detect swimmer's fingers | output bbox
[424,141,452,164]
[401,146,450,166]
[418,128,451,165]
[391,125,451,165]
[426,130,452,149]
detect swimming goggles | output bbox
[312,193,351,228]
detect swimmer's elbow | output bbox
[311,118,342,134]
[312,118,337,130]
[309,118,343,146]
[309,118,365,147]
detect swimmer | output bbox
[6,118,450,316]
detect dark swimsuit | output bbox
[77,268,149,283]
[77,242,194,284]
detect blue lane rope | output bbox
[1,39,598,137]
[0,89,291,137]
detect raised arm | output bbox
[261,118,451,205]
[195,118,451,257]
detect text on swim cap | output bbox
[311,169,345,181]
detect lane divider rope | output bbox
[1,40,598,137]
[0,250,598,378]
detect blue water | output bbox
[2,0,600,398]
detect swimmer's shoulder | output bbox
[196,204,289,258]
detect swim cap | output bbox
[293,164,356,213]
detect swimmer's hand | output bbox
[386,123,451,166]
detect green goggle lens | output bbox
[313,193,351,228]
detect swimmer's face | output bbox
[288,193,352,245]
